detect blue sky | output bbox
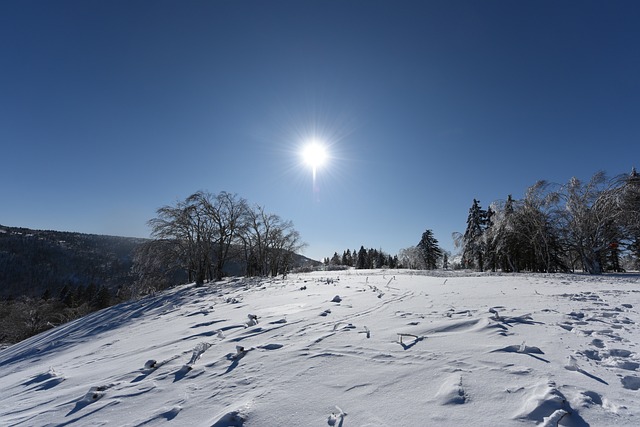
[1,0,639,261]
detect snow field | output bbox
[1,270,639,426]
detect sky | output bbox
[1,0,639,261]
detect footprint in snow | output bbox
[434,375,467,405]
[66,384,116,416]
[257,343,283,350]
[23,368,65,391]
[621,375,640,390]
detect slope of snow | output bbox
[1,270,639,426]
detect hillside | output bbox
[0,225,145,299]
[0,224,319,299]
[1,270,639,426]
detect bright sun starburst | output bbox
[301,141,327,170]
[300,140,329,201]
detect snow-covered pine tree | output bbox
[417,229,443,270]
[462,199,487,271]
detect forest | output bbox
[456,170,640,274]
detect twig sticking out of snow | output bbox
[328,406,347,426]
[489,308,501,320]
[397,333,420,345]
[244,314,259,328]
[333,322,355,331]
[540,409,568,427]
[358,326,370,338]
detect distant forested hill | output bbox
[0,225,145,299]
[0,224,318,345]
[0,224,319,300]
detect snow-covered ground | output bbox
[1,270,639,426]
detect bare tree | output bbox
[555,172,621,274]
[241,205,305,277]
[131,239,182,296]
[398,246,425,269]
[141,192,305,284]
[201,191,248,281]
[147,198,203,283]
[146,191,247,285]
[516,181,566,273]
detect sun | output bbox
[301,141,327,169]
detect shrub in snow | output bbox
[518,341,526,353]
[564,355,579,371]
[188,342,211,365]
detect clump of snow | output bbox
[0,270,639,426]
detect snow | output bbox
[1,270,639,426]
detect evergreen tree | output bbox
[341,249,352,266]
[94,286,111,309]
[417,229,443,270]
[500,194,521,272]
[330,252,341,265]
[462,199,487,271]
[356,246,368,269]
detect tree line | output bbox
[0,282,112,345]
[324,229,447,271]
[132,191,306,294]
[324,247,399,269]
[456,169,640,274]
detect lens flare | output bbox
[302,142,327,170]
[301,141,328,200]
